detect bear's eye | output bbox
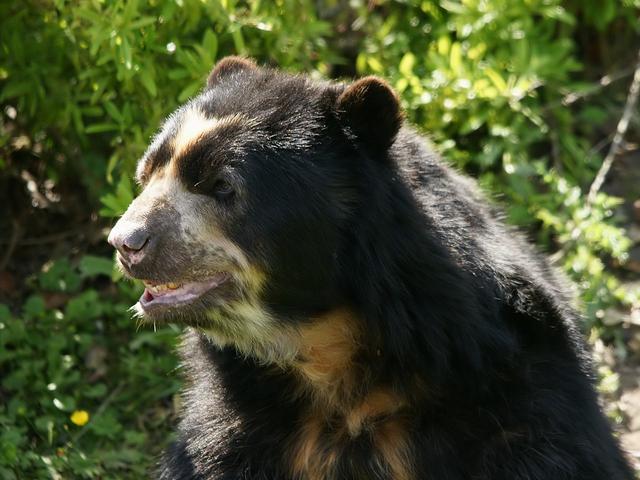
[211,178,235,200]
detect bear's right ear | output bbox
[207,56,257,88]
[336,76,402,151]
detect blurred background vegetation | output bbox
[1,0,640,477]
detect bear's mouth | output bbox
[139,272,230,311]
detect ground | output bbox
[599,149,640,471]
[618,363,640,470]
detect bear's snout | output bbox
[108,195,179,278]
[108,222,151,266]
[107,181,208,284]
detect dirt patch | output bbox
[616,362,640,470]
[602,148,640,474]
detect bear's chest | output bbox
[286,394,413,480]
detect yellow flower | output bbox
[70,410,89,426]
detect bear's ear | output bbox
[207,56,257,88]
[336,76,402,151]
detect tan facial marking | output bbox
[136,135,170,184]
[171,107,220,162]
[170,109,248,171]
[202,266,305,367]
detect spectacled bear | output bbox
[108,57,634,479]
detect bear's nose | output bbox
[108,225,150,265]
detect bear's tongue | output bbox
[139,273,229,309]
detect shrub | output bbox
[1,0,638,477]
[0,257,180,478]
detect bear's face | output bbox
[109,57,401,361]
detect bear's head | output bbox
[108,57,403,363]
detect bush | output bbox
[0,257,180,478]
[1,0,639,477]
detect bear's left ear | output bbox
[336,76,402,151]
[207,56,257,88]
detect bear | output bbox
[108,57,634,479]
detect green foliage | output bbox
[1,0,639,477]
[0,0,334,201]
[0,258,180,478]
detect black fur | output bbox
[138,61,635,479]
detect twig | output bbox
[0,220,21,271]
[587,50,640,205]
[0,225,92,246]
[72,382,124,443]
[586,132,615,161]
[13,230,81,246]
[542,67,635,112]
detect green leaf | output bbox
[177,81,201,102]
[399,53,416,77]
[127,16,156,30]
[23,296,45,319]
[103,101,123,123]
[0,304,12,322]
[366,56,383,73]
[139,70,157,97]
[100,175,134,217]
[449,42,462,74]
[202,28,218,62]
[231,27,246,54]
[440,0,466,14]
[39,259,82,293]
[437,35,450,56]
[65,290,101,321]
[0,80,34,101]
[79,255,114,278]
[85,383,108,398]
[485,68,507,92]
[86,123,119,134]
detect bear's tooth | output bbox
[167,283,180,290]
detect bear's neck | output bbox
[289,307,402,414]
[186,308,416,480]
[282,307,415,480]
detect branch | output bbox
[542,66,635,112]
[0,220,21,271]
[71,382,124,443]
[587,50,640,205]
